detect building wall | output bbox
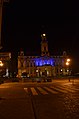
[0,52,11,77]
[18,53,69,77]
[17,34,70,78]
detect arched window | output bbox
[26,62,29,67]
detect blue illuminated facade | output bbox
[34,56,55,66]
[18,33,69,78]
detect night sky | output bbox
[1,0,79,72]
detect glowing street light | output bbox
[65,58,71,77]
[67,58,70,62]
[66,58,70,66]
[43,34,46,36]
[0,60,3,66]
[66,62,69,66]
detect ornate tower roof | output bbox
[19,48,24,56]
[41,33,49,56]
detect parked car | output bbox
[12,78,19,82]
[46,78,52,82]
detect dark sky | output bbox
[1,0,79,72]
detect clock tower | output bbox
[41,33,49,56]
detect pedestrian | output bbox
[69,77,70,82]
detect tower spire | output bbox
[41,33,49,56]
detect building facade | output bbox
[0,52,11,77]
[18,34,71,78]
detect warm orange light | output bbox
[43,34,46,36]
[67,59,70,62]
[66,62,69,66]
[0,61,3,66]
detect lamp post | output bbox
[0,60,3,77]
[66,58,71,75]
[0,60,3,66]
[66,58,71,81]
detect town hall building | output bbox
[18,33,70,78]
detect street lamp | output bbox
[66,58,71,81]
[0,60,3,66]
[67,58,70,62]
[65,58,71,75]
[0,60,4,78]
[66,62,69,66]
[66,58,70,66]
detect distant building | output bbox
[18,34,70,78]
[0,1,11,77]
[0,52,11,77]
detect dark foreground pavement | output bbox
[0,79,79,119]
[0,88,35,119]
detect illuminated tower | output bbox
[41,33,49,56]
[0,0,9,49]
